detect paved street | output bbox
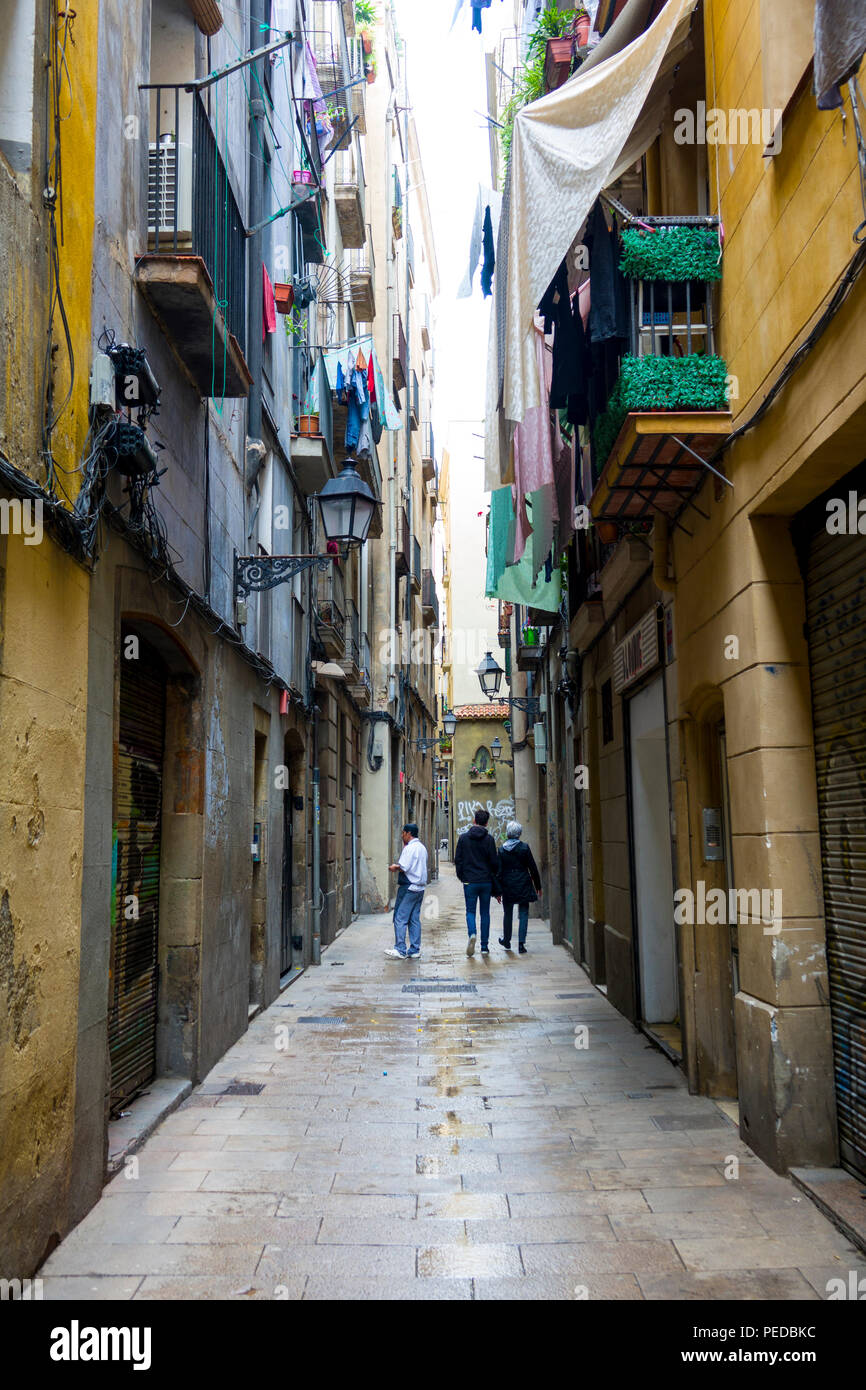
[41,868,866,1301]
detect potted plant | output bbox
[296,412,320,436]
[365,56,376,84]
[572,5,591,46]
[292,168,315,189]
[595,520,618,544]
[356,0,376,44]
[273,283,294,314]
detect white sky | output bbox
[392,0,515,445]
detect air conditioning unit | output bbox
[147,139,192,240]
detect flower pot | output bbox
[522,627,539,646]
[297,413,320,436]
[544,36,574,92]
[273,282,294,314]
[596,520,618,544]
[574,14,591,45]
[366,67,376,84]
[361,32,373,54]
[292,169,314,187]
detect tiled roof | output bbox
[452,703,510,719]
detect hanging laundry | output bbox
[480,206,495,298]
[303,43,332,148]
[585,199,629,343]
[512,320,557,563]
[344,367,370,452]
[367,354,376,404]
[459,185,503,298]
[356,348,367,371]
[538,260,588,423]
[335,361,346,402]
[472,0,492,34]
[370,400,383,445]
[262,263,277,343]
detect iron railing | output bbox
[422,569,439,627]
[144,85,247,353]
[344,598,360,667]
[412,536,421,589]
[348,220,375,277]
[409,370,420,429]
[407,222,415,284]
[422,420,434,462]
[333,141,366,224]
[393,313,407,391]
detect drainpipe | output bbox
[246,0,265,483]
[312,701,322,965]
[653,515,676,592]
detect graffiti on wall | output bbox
[456,798,515,841]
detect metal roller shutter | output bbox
[805,524,866,1179]
[109,655,166,1112]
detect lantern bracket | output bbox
[234,552,334,603]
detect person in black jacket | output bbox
[497,821,542,954]
[454,808,501,956]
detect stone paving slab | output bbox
[39,868,866,1300]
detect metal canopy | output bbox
[590,411,733,529]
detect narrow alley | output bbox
[39,870,866,1302]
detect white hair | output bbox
[506,821,522,839]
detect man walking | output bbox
[454,808,501,956]
[385,823,428,959]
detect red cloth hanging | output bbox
[262,263,277,342]
[367,353,376,403]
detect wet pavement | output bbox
[41,867,866,1300]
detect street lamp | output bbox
[476,651,504,700]
[234,458,379,602]
[490,736,502,760]
[442,710,457,738]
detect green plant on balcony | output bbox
[619,226,722,282]
[501,7,576,170]
[593,353,729,471]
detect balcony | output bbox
[498,600,512,650]
[421,421,435,481]
[333,144,365,249]
[348,223,375,322]
[395,506,410,578]
[340,600,361,682]
[393,313,407,392]
[411,536,422,594]
[347,631,371,706]
[315,563,345,660]
[407,222,415,288]
[590,217,732,529]
[421,570,439,629]
[310,1,365,133]
[137,87,251,397]
[421,295,431,352]
[409,371,420,430]
[425,462,440,503]
[291,349,336,494]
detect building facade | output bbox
[486,0,866,1179]
[0,0,444,1279]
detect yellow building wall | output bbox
[664,0,864,1167]
[0,1,97,1275]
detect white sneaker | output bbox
[384,948,408,959]
[466,933,476,956]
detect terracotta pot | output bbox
[596,520,618,544]
[361,32,373,54]
[297,413,320,436]
[574,15,591,45]
[544,35,574,91]
[366,68,376,84]
[273,282,294,314]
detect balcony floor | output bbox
[135,255,251,398]
[591,411,732,524]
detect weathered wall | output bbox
[452,716,514,845]
[0,0,97,1277]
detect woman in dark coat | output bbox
[497,820,542,954]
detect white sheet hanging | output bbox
[491,0,697,445]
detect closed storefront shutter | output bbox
[805,524,866,1178]
[109,653,166,1112]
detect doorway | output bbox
[281,789,293,975]
[628,675,678,1030]
[110,632,167,1113]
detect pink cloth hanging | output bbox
[512,321,557,562]
[263,263,277,342]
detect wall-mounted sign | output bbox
[613,608,659,693]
